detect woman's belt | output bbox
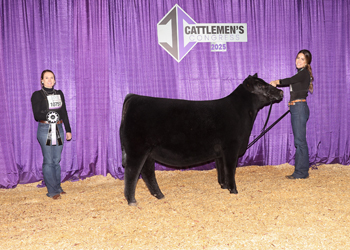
[40,120,63,124]
[288,99,306,106]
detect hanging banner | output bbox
[157,4,247,62]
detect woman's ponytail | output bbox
[307,64,314,94]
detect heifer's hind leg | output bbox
[215,157,226,189]
[141,157,164,200]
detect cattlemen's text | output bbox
[185,25,245,35]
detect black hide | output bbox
[120,74,283,205]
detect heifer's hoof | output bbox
[153,193,165,200]
[128,201,138,206]
[229,189,238,194]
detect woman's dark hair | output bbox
[297,49,314,93]
[40,69,56,86]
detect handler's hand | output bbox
[66,132,72,141]
[269,80,279,87]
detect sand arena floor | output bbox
[1,163,350,249]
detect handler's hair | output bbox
[297,49,314,94]
[40,69,56,86]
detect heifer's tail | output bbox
[120,93,136,168]
[120,123,127,169]
[121,93,135,121]
[121,146,127,168]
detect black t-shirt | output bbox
[31,87,71,133]
[279,67,310,101]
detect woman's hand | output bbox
[66,132,72,141]
[269,80,280,87]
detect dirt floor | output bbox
[1,163,350,249]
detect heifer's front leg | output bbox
[215,158,226,189]
[223,153,238,194]
[140,156,164,200]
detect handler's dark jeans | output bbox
[37,123,64,197]
[290,102,310,178]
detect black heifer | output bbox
[120,74,283,206]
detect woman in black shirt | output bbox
[31,70,72,199]
[270,50,314,179]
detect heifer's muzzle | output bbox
[269,89,283,102]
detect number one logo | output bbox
[157,4,197,62]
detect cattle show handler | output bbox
[270,49,314,179]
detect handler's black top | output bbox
[31,87,71,133]
[279,67,310,101]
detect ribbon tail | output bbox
[51,124,57,145]
[56,124,63,146]
[46,125,52,146]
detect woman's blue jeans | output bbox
[290,102,310,178]
[37,123,64,197]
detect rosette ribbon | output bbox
[45,111,63,146]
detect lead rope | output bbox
[261,103,273,132]
[247,109,290,149]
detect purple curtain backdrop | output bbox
[0,0,349,188]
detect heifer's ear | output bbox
[244,76,255,91]
[253,73,258,78]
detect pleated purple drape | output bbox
[0,0,349,188]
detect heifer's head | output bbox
[243,73,283,108]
